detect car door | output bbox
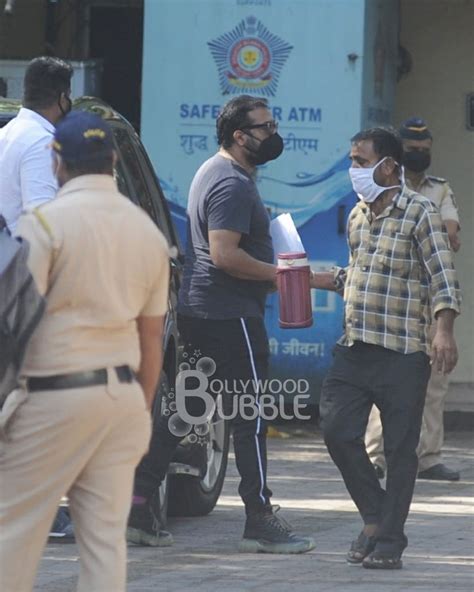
[111,122,182,312]
[111,124,178,246]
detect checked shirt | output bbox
[336,186,461,354]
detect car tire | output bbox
[168,405,230,517]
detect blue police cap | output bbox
[53,111,114,162]
[399,117,432,141]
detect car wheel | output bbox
[168,399,229,517]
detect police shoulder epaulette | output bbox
[32,208,54,242]
[427,175,447,183]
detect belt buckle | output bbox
[116,366,134,383]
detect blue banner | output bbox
[142,0,398,401]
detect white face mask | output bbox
[349,157,402,204]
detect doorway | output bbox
[89,3,144,131]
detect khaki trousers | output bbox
[0,370,151,592]
[365,368,449,472]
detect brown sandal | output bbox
[347,532,376,564]
[362,550,403,569]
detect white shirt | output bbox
[0,108,57,232]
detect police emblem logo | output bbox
[208,16,293,97]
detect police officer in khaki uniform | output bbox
[365,117,461,482]
[0,112,169,592]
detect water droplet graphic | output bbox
[168,413,192,437]
[194,423,210,436]
[196,356,216,377]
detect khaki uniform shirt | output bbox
[17,175,170,376]
[406,174,459,225]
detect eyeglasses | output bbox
[241,120,279,133]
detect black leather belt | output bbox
[26,365,135,392]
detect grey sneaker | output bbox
[238,505,315,554]
[126,500,173,547]
[418,463,460,481]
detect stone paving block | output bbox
[33,430,473,591]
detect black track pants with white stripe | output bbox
[135,314,273,514]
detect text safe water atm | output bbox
[141,0,399,402]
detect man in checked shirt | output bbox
[365,118,462,482]
[310,127,461,570]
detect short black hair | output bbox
[23,56,73,110]
[61,144,114,177]
[216,95,269,148]
[351,127,403,164]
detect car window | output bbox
[112,125,176,249]
[113,153,134,200]
[128,133,177,248]
[113,126,156,218]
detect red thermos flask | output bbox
[277,252,313,329]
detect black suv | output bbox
[0,97,229,525]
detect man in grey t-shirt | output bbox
[179,151,273,319]
[129,95,315,554]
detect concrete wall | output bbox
[395,0,474,384]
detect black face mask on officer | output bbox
[402,150,431,173]
[58,92,73,118]
[243,131,284,166]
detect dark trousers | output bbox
[135,314,272,515]
[319,342,431,554]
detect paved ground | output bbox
[35,428,473,592]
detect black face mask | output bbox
[402,150,431,173]
[244,132,284,166]
[58,94,72,118]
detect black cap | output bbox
[52,111,114,163]
[399,117,432,141]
